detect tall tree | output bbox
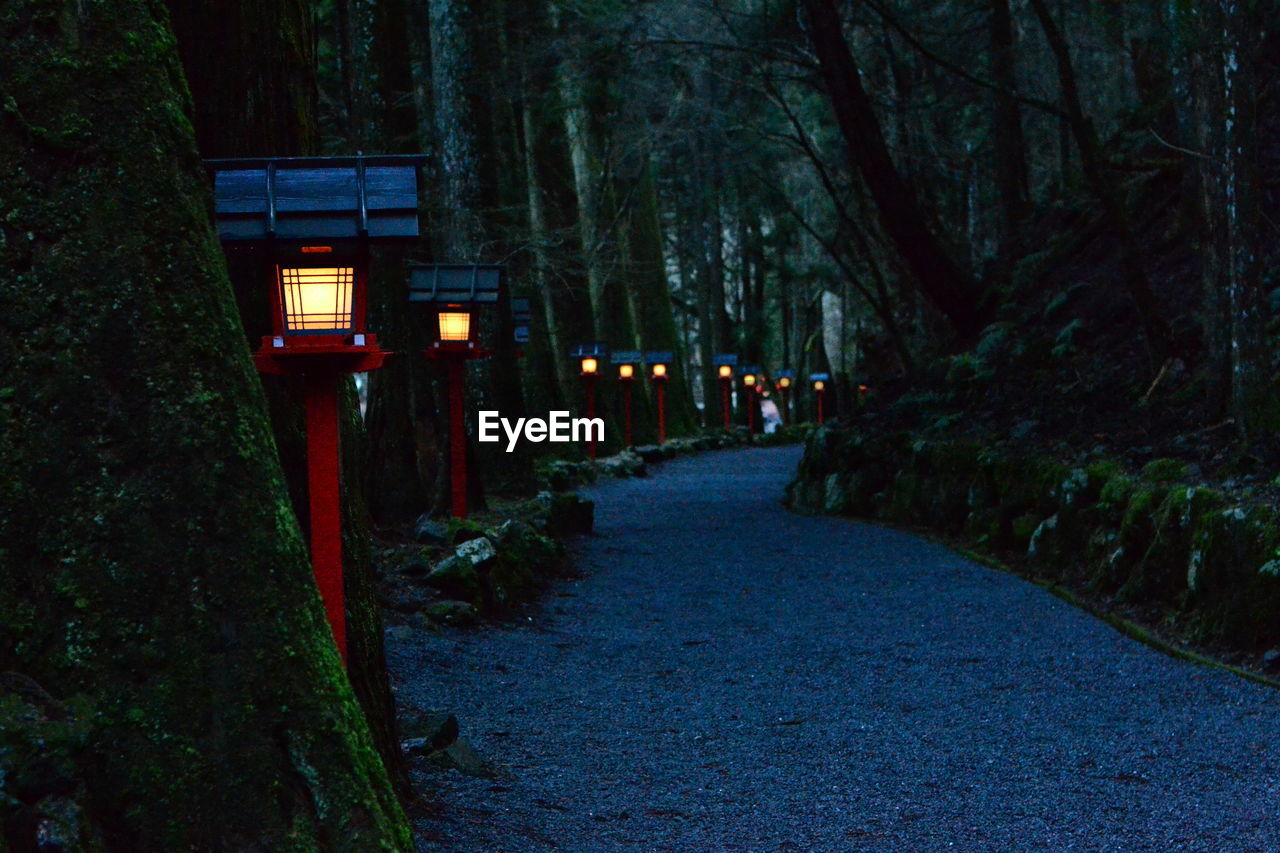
[168,0,413,800]
[989,0,1030,249]
[0,0,409,847]
[1028,0,1178,365]
[800,0,989,341]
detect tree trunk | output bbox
[800,0,988,341]
[1029,0,1178,365]
[989,0,1030,248]
[1219,2,1278,435]
[168,0,412,801]
[0,2,410,847]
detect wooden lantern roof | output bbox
[207,155,427,244]
[569,342,609,359]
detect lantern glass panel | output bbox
[652,364,667,378]
[718,365,733,378]
[779,377,791,388]
[619,364,634,379]
[437,308,472,342]
[281,267,354,333]
[814,380,825,391]
[582,357,599,375]
[743,374,756,386]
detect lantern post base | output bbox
[425,344,492,519]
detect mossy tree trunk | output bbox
[0,1,410,848]
[429,0,536,494]
[169,0,414,801]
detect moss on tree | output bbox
[0,2,409,847]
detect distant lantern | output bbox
[613,349,642,447]
[740,365,763,436]
[410,264,502,354]
[207,153,428,664]
[713,354,739,429]
[775,370,796,424]
[646,351,674,444]
[810,372,831,425]
[409,264,505,519]
[571,343,609,459]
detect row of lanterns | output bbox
[570,345,674,458]
[209,155,519,662]
[206,154,842,663]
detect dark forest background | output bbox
[3,0,1278,848]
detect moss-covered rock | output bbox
[790,427,1280,653]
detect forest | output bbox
[4,0,1280,849]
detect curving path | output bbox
[396,446,1280,852]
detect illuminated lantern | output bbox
[645,350,674,444]
[810,372,831,425]
[409,264,505,519]
[740,365,763,435]
[570,343,609,459]
[209,154,427,663]
[713,354,738,429]
[612,349,641,447]
[775,369,796,424]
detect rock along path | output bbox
[396,446,1280,852]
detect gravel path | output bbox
[394,446,1280,852]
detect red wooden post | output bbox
[721,379,731,429]
[447,356,468,518]
[584,375,597,460]
[304,372,346,663]
[655,381,667,444]
[622,382,633,447]
[747,386,756,434]
[817,388,825,425]
[780,387,790,424]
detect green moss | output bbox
[1141,458,1192,482]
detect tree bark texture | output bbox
[0,2,410,848]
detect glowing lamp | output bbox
[581,357,599,375]
[778,376,792,389]
[278,266,355,334]
[436,305,473,342]
[209,154,431,663]
[743,373,757,386]
[814,380,825,391]
[619,363,635,379]
[651,363,667,379]
[719,365,733,379]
